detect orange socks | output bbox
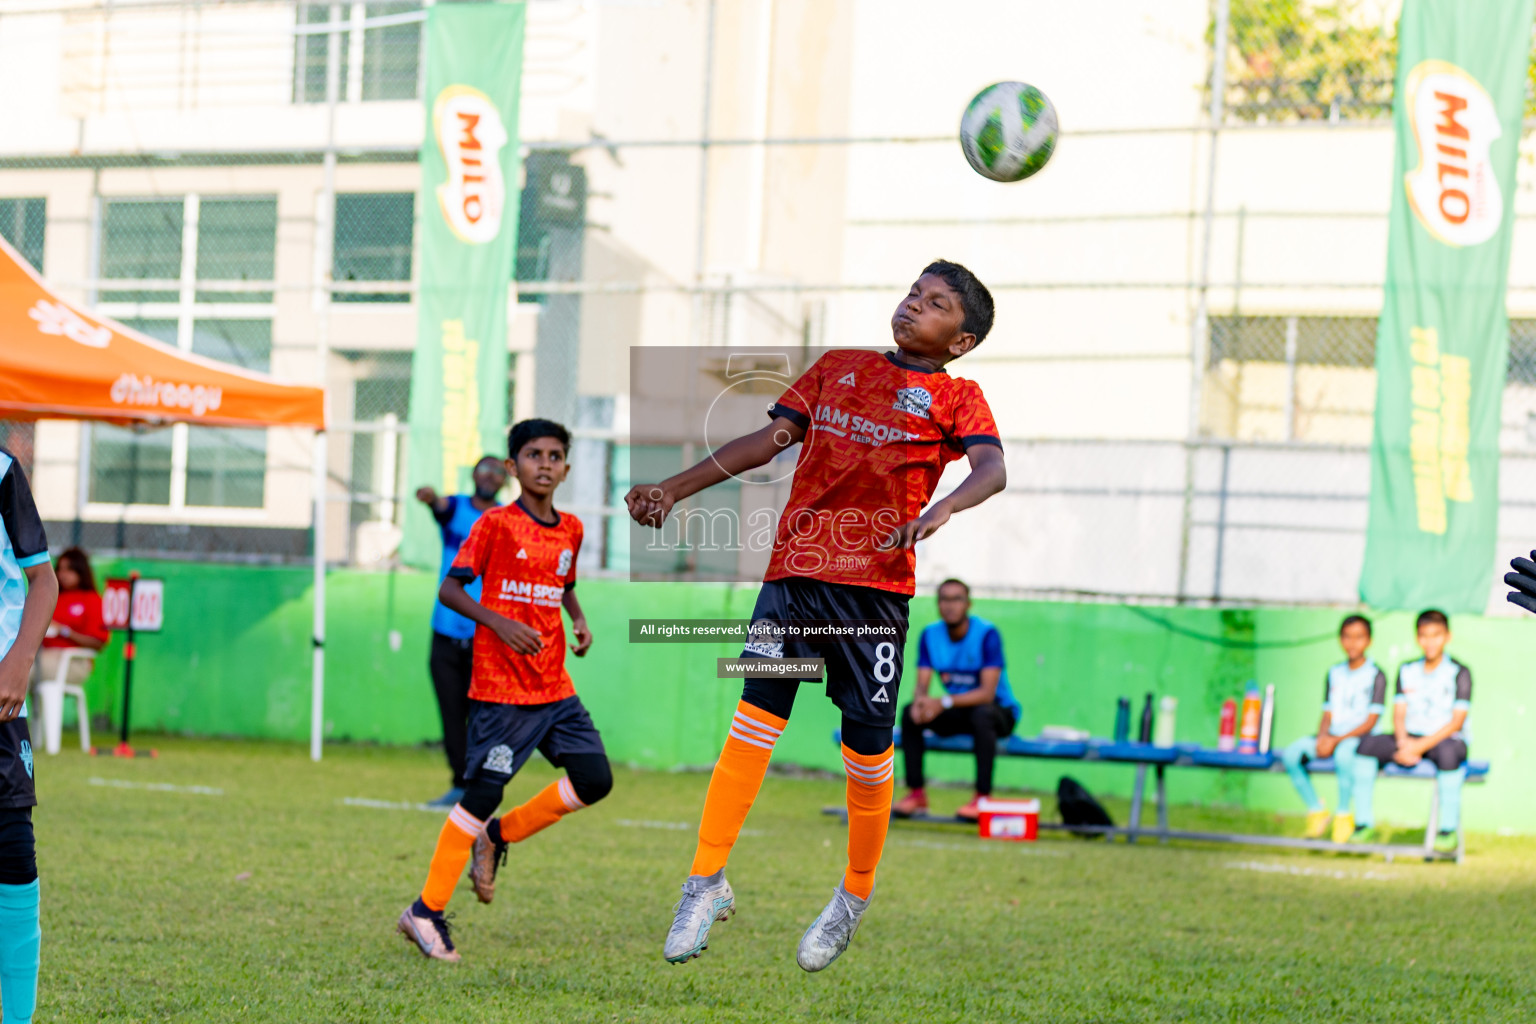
[690,701,786,877]
[495,777,585,844]
[841,743,894,899]
[420,804,485,912]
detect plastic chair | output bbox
[35,648,94,754]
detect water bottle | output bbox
[1114,697,1131,743]
[1238,682,1263,754]
[1138,693,1155,743]
[1154,696,1178,747]
[1217,698,1237,751]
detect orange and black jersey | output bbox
[765,349,1001,596]
[448,499,584,705]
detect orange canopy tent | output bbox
[0,235,334,760]
[0,238,324,429]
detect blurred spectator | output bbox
[416,456,508,807]
[893,579,1022,822]
[37,547,108,685]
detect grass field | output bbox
[31,737,1535,1023]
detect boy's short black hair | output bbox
[1416,608,1449,631]
[937,578,970,596]
[922,259,995,346]
[508,418,571,459]
[1339,614,1372,637]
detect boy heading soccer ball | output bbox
[627,260,1008,971]
[398,419,611,962]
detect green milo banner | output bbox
[1360,0,1534,613]
[403,2,525,569]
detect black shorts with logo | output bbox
[741,576,911,728]
[463,695,607,786]
[0,713,36,810]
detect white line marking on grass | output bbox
[88,777,223,796]
[1225,860,1399,882]
[895,838,1063,856]
[341,797,447,814]
[616,818,764,837]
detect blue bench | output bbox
[830,729,1490,863]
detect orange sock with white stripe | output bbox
[841,743,895,899]
[494,776,586,844]
[420,803,485,912]
[690,701,786,877]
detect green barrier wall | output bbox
[74,562,1536,833]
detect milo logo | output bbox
[1403,60,1504,248]
[433,85,509,245]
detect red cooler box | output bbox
[976,797,1039,841]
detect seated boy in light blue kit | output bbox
[1351,609,1471,854]
[1279,614,1386,843]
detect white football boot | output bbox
[796,880,871,972]
[663,868,735,964]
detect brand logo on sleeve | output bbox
[837,372,857,386]
[557,548,573,575]
[1403,60,1504,248]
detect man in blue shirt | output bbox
[415,456,507,806]
[0,446,57,1024]
[1352,609,1472,854]
[893,579,1022,822]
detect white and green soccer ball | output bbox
[959,81,1058,183]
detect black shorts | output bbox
[742,577,910,728]
[463,696,607,786]
[0,714,36,810]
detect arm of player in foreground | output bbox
[0,562,59,721]
[438,575,544,655]
[562,588,592,657]
[880,443,1007,550]
[625,415,807,527]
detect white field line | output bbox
[894,837,1064,856]
[1225,859,1400,882]
[88,777,223,796]
[341,797,448,814]
[616,818,764,837]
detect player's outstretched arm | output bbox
[880,444,1007,550]
[562,588,592,657]
[625,415,806,527]
[0,562,57,721]
[438,575,544,655]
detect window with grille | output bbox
[333,192,414,303]
[0,198,45,272]
[89,197,276,511]
[294,1,423,105]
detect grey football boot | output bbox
[795,880,871,972]
[663,868,735,964]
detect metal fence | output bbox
[4,0,1536,611]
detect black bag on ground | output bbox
[1056,775,1114,839]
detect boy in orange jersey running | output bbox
[628,260,1008,972]
[397,419,610,962]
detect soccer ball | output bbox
[959,81,1058,183]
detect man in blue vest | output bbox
[415,455,508,807]
[893,578,1022,821]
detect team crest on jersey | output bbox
[743,619,785,658]
[484,744,515,774]
[893,386,933,419]
[19,741,32,778]
[837,372,857,386]
[557,548,573,575]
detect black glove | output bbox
[1505,552,1536,614]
